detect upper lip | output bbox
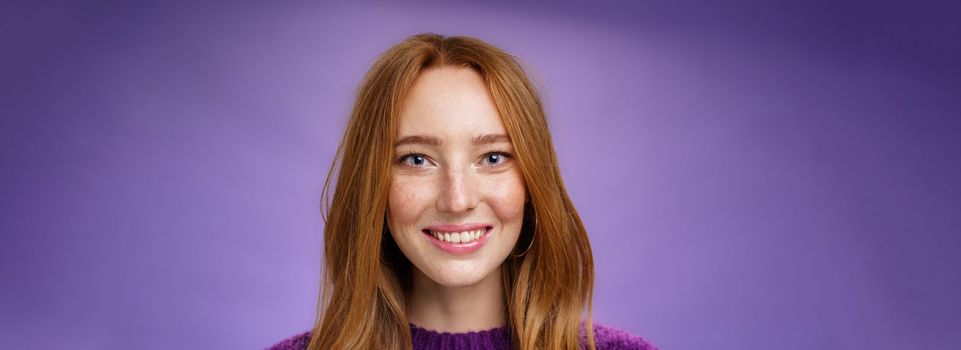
[424,223,491,233]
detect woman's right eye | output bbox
[399,153,428,167]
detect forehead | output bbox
[397,66,506,137]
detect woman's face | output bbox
[387,66,526,288]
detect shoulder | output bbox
[265,330,311,350]
[584,322,659,350]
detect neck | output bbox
[406,266,506,333]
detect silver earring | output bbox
[512,213,536,258]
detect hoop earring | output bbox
[511,212,536,258]
[380,225,395,266]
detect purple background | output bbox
[2,1,959,349]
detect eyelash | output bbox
[397,150,512,168]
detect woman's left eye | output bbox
[482,152,510,166]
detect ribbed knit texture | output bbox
[410,323,512,350]
[266,322,657,350]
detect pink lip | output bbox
[422,224,493,255]
[424,223,490,232]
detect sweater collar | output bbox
[408,323,512,350]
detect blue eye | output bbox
[483,152,510,166]
[400,153,428,167]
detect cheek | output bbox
[388,176,430,228]
[485,171,527,224]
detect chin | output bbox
[419,259,499,288]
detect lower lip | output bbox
[424,227,493,255]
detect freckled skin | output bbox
[387,66,526,289]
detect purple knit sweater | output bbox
[267,322,657,349]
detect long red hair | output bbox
[309,33,595,349]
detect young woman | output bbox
[269,33,657,350]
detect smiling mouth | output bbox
[422,226,492,244]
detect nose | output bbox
[437,166,478,213]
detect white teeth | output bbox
[430,229,486,243]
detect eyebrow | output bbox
[394,133,511,147]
